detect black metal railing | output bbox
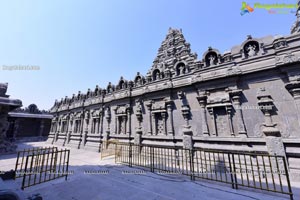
[15,147,58,179]
[21,148,70,190]
[14,147,70,190]
[115,143,293,200]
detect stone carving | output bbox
[209,55,216,66]
[273,40,287,49]
[283,53,300,63]
[226,66,242,76]
[242,36,260,58]
[203,47,220,67]
[246,44,257,57]
[257,88,286,158]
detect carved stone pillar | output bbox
[134,101,143,145]
[225,105,234,136]
[13,119,19,140]
[73,120,77,133]
[80,117,84,133]
[55,119,61,141]
[207,108,216,136]
[166,100,174,135]
[231,90,247,137]
[99,111,104,135]
[60,119,64,133]
[152,112,156,135]
[146,102,152,135]
[95,118,99,134]
[126,107,131,135]
[257,88,286,161]
[114,108,118,134]
[286,82,300,128]
[197,95,209,136]
[82,111,90,147]
[67,117,72,143]
[123,115,127,134]
[178,91,193,149]
[103,107,111,146]
[161,112,167,135]
[39,120,45,140]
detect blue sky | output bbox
[0,0,298,110]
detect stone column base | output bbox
[102,132,109,149]
[263,127,286,172]
[182,126,193,149]
[134,129,142,145]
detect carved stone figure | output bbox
[247,44,256,57]
[209,55,216,66]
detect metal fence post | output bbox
[129,143,132,167]
[150,147,154,172]
[65,150,70,181]
[21,155,29,190]
[282,156,293,200]
[14,151,20,180]
[228,153,235,189]
[189,149,195,181]
[231,153,238,189]
[115,143,117,163]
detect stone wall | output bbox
[47,28,300,179]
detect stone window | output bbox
[91,118,96,133]
[117,116,127,134]
[62,121,67,132]
[154,112,165,135]
[74,120,81,133]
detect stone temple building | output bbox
[48,3,300,177]
[6,104,52,141]
[0,83,52,154]
[0,83,22,153]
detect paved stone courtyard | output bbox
[1,142,299,200]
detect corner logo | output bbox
[241,2,297,15]
[241,2,254,15]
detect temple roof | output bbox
[0,83,22,111]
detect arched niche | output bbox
[152,69,161,81]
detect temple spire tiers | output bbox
[146,28,198,81]
[291,0,300,34]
